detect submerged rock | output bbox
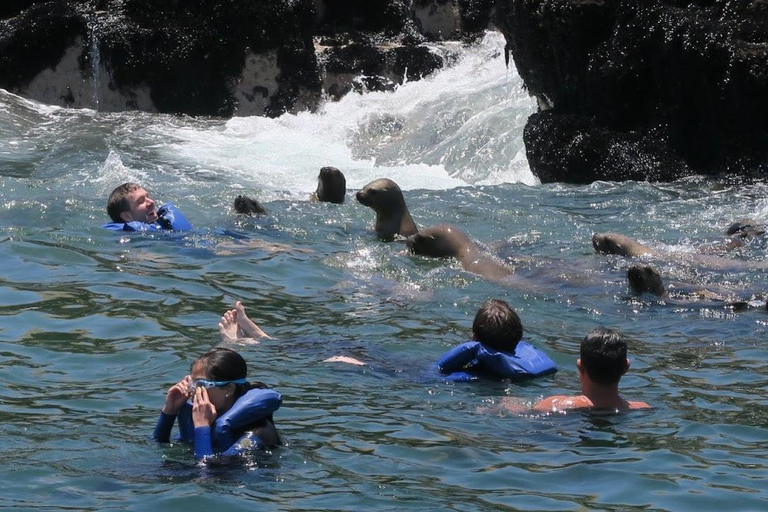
[496,0,768,182]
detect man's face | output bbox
[120,187,157,223]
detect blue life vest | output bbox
[437,340,557,382]
[102,203,192,232]
[176,387,282,453]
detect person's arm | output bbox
[192,387,218,460]
[154,376,191,443]
[437,342,480,374]
[193,426,215,459]
[156,203,193,231]
[153,411,176,442]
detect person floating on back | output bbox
[103,182,192,232]
[437,299,557,382]
[532,327,650,412]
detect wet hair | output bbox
[472,299,523,352]
[580,328,628,385]
[106,182,141,222]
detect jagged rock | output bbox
[496,0,768,183]
[0,0,322,116]
[0,0,495,116]
[319,38,443,99]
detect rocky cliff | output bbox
[496,0,768,182]
[0,0,495,116]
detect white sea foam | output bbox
[151,31,538,194]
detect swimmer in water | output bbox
[153,347,282,460]
[492,328,650,414]
[104,182,192,232]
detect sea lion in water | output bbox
[627,265,668,297]
[726,218,766,238]
[594,231,768,270]
[356,178,418,241]
[592,233,654,257]
[234,195,266,215]
[626,264,763,311]
[311,166,346,204]
[406,224,512,283]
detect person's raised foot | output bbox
[218,309,240,343]
[235,301,270,339]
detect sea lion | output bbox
[233,195,266,215]
[311,166,346,204]
[627,265,668,297]
[725,218,766,238]
[592,233,654,257]
[356,178,418,241]
[594,231,768,270]
[406,224,512,283]
[626,264,761,310]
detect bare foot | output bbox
[218,309,240,343]
[323,355,366,366]
[234,301,270,339]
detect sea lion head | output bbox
[627,265,667,297]
[356,178,405,211]
[593,233,636,256]
[406,224,469,258]
[314,166,346,204]
[234,195,266,215]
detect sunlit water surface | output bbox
[0,33,767,511]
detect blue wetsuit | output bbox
[103,203,192,232]
[437,340,557,382]
[153,387,282,459]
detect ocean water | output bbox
[1,32,767,511]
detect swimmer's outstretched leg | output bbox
[234,300,270,339]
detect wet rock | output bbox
[0,0,495,116]
[496,0,768,182]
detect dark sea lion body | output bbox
[311,166,346,204]
[406,224,512,282]
[356,178,418,241]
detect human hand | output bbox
[192,386,218,428]
[162,375,191,415]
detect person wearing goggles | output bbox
[153,346,282,460]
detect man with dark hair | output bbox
[437,299,556,381]
[103,182,192,232]
[533,327,650,412]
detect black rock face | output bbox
[0,0,495,117]
[497,0,768,183]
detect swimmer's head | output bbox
[107,182,157,224]
[578,328,629,385]
[471,299,523,353]
[191,347,248,382]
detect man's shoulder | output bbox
[533,395,591,412]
